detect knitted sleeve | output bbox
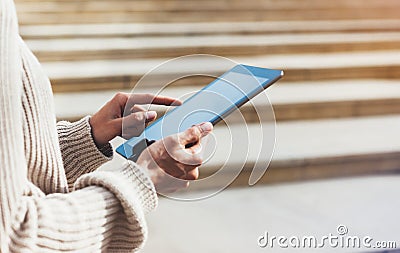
[0,1,157,252]
[11,162,158,252]
[57,116,114,188]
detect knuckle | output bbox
[164,136,175,146]
[186,174,196,181]
[114,92,126,102]
[144,93,154,101]
[114,92,123,98]
[169,134,180,145]
[133,112,145,121]
[192,154,203,165]
[188,127,200,137]
[185,168,199,180]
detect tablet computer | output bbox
[116,64,284,161]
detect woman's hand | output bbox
[136,122,213,193]
[90,92,181,148]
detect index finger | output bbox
[178,122,213,146]
[129,93,182,106]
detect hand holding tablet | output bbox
[117,64,284,161]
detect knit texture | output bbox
[0,0,158,252]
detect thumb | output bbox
[119,111,157,138]
[178,122,213,146]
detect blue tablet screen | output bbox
[117,64,282,159]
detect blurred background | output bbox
[15,0,400,252]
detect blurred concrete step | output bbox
[195,115,400,189]
[15,0,400,12]
[42,51,400,92]
[27,32,400,62]
[15,0,400,24]
[106,115,400,189]
[54,80,400,122]
[16,10,400,25]
[19,20,400,39]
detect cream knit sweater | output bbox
[0,0,158,252]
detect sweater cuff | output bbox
[57,116,113,187]
[73,162,158,251]
[74,160,158,215]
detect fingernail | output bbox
[172,100,183,106]
[146,111,157,120]
[199,122,213,133]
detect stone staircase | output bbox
[15,0,400,24]
[15,0,400,188]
